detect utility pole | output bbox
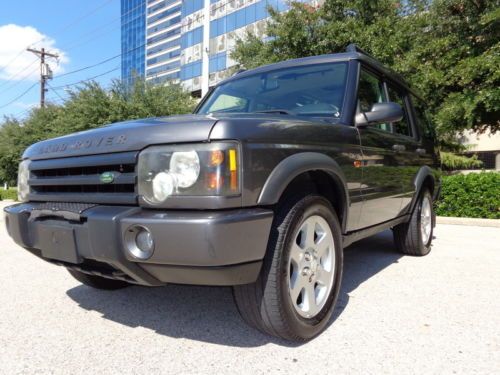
[27,47,59,108]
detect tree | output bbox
[0,79,196,184]
[231,0,499,137]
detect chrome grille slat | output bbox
[28,152,138,205]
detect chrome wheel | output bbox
[420,195,432,245]
[288,215,335,318]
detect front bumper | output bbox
[4,203,273,286]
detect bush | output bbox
[0,188,18,201]
[436,172,500,219]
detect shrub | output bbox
[435,172,500,219]
[0,188,18,201]
[440,152,483,170]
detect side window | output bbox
[357,69,390,132]
[411,95,434,139]
[386,83,412,137]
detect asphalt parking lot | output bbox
[0,202,499,375]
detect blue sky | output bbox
[0,0,121,118]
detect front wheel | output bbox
[393,189,434,256]
[233,195,343,341]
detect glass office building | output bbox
[122,0,321,95]
[121,0,147,86]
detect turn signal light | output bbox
[209,150,224,166]
[206,173,224,190]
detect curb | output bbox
[437,216,500,228]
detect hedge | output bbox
[0,188,18,201]
[435,172,500,219]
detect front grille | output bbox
[28,151,138,205]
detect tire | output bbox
[233,194,343,341]
[393,189,434,256]
[67,269,130,290]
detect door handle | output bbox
[392,144,406,152]
[416,148,426,155]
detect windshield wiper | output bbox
[253,109,294,115]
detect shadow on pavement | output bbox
[66,230,402,347]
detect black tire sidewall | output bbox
[416,190,433,252]
[276,196,343,339]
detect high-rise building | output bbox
[121,0,147,86]
[122,0,320,95]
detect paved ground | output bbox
[0,202,499,375]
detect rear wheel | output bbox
[393,189,434,256]
[67,269,130,290]
[233,194,343,341]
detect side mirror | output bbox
[355,102,403,127]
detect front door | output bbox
[356,68,404,228]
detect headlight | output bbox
[17,159,30,202]
[138,142,240,206]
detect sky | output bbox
[0,0,121,118]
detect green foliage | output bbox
[435,172,500,219]
[0,188,18,201]
[0,79,196,184]
[440,152,483,170]
[232,0,500,137]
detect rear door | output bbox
[385,81,427,213]
[356,68,404,228]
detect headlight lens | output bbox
[169,150,200,188]
[138,142,240,206]
[17,160,30,202]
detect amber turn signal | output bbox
[209,150,224,166]
[206,172,224,190]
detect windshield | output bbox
[197,62,348,118]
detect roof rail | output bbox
[345,43,373,57]
[233,69,246,76]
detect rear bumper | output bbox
[4,203,273,286]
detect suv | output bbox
[5,45,440,341]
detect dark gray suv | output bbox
[5,45,440,341]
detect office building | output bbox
[122,0,321,95]
[121,0,147,86]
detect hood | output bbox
[23,114,218,160]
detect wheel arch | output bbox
[409,165,436,213]
[257,152,350,233]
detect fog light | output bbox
[124,225,155,260]
[136,229,154,253]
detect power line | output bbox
[50,66,120,90]
[31,0,115,48]
[60,1,147,53]
[0,0,114,82]
[0,49,26,73]
[46,82,67,103]
[53,42,146,79]
[0,82,39,110]
[0,59,39,90]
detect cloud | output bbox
[0,24,68,81]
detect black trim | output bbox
[343,215,410,247]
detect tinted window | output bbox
[387,83,412,137]
[411,94,434,139]
[197,62,348,117]
[357,69,390,132]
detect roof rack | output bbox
[345,43,375,59]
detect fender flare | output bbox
[257,152,350,230]
[409,165,436,213]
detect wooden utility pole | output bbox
[26,47,59,108]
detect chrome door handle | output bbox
[392,144,406,152]
[416,148,426,155]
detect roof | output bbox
[220,45,423,101]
